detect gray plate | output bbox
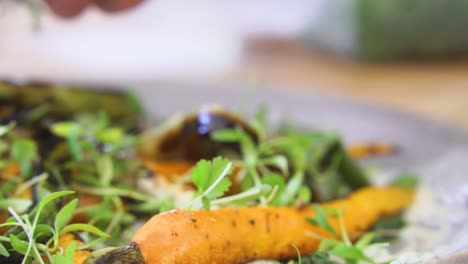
[132,84,468,263]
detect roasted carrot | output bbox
[143,160,195,181]
[130,186,414,264]
[347,143,396,159]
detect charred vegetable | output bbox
[140,106,371,203]
[139,105,257,161]
[0,79,142,159]
[0,80,142,128]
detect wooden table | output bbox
[236,40,468,130]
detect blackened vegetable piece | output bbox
[139,105,258,172]
[0,79,143,164]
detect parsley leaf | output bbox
[191,157,233,210]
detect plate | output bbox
[131,84,468,263]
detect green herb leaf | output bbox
[280,172,304,206]
[307,205,338,236]
[297,186,312,203]
[11,139,38,178]
[52,241,76,264]
[0,242,9,257]
[191,160,211,193]
[51,122,83,138]
[190,157,233,210]
[59,224,110,238]
[37,191,75,219]
[67,124,83,161]
[240,133,257,168]
[97,127,124,144]
[34,224,55,239]
[202,197,211,211]
[191,157,233,200]
[211,185,270,206]
[211,129,242,143]
[213,129,258,167]
[97,155,114,187]
[391,174,419,189]
[329,244,372,262]
[261,174,286,205]
[9,234,28,255]
[317,239,339,252]
[355,232,376,249]
[55,199,79,231]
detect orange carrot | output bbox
[347,143,396,159]
[143,160,195,181]
[131,186,415,264]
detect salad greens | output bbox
[0,188,108,264]
[0,84,415,264]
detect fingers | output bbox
[44,0,146,18]
[94,0,145,12]
[45,0,91,18]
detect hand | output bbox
[44,0,145,18]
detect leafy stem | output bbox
[8,207,45,264]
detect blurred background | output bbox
[1,0,468,128]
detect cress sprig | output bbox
[301,206,389,264]
[0,187,109,264]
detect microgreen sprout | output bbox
[0,189,109,263]
[303,206,389,264]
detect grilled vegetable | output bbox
[139,105,257,162]
[0,80,143,163]
[86,186,415,264]
[139,105,257,176]
[140,106,373,203]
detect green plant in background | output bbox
[358,0,468,60]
